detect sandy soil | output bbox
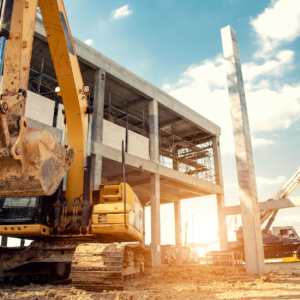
[1,262,300,300]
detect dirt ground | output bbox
[1,262,300,300]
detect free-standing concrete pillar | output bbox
[174,201,183,264]
[149,99,161,266]
[91,69,106,189]
[212,135,228,250]
[221,25,265,274]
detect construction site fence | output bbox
[206,251,244,267]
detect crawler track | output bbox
[71,243,152,291]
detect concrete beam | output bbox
[224,197,300,216]
[116,97,148,111]
[161,180,211,196]
[132,185,179,203]
[34,18,221,136]
[92,142,223,195]
[28,118,62,142]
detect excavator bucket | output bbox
[0,117,75,197]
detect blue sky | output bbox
[62,0,300,251]
[5,0,296,250]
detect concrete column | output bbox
[174,201,183,264]
[1,236,7,247]
[150,173,161,266]
[140,206,146,248]
[173,149,178,170]
[149,100,159,163]
[91,69,105,189]
[212,135,228,250]
[221,25,265,274]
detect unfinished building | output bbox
[3,18,228,265]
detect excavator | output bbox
[0,0,151,290]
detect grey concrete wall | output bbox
[221,25,265,275]
[28,118,62,142]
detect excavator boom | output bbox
[0,0,77,197]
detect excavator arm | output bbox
[0,0,78,197]
[0,0,94,233]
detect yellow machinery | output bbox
[0,0,151,290]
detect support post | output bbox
[150,173,161,266]
[91,69,105,189]
[149,100,159,163]
[221,25,265,274]
[139,206,146,248]
[173,149,178,170]
[174,201,183,264]
[212,135,228,250]
[1,236,7,247]
[149,99,161,265]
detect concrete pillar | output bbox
[140,206,146,248]
[173,149,178,170]
[150,173,161,266]
[91,69,105,189]
[174,201,183,264]
[212,135,228,250]
[149,100,159,163]
[1,236,7,247]
[221,25,265,274]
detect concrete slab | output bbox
[34,18,220,136]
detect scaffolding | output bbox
[28,51,216,184]
[159,116,215,183]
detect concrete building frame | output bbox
[2,18,228,263]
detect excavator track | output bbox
[71,243,152,291]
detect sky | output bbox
[8,0,300,251]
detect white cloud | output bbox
[242,50,294,81]
[247,85,300,132]
[256,176,287,187]
[112,5,132,20]
[163,53,300,154]
[251,136,275,148]
[84,39,93,46]
[250,0,300,57]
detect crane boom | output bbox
[261,167,300,232]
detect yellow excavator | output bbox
[0,0,151,290]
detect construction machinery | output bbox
[0,0,151,290]
[229,168,300,261]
